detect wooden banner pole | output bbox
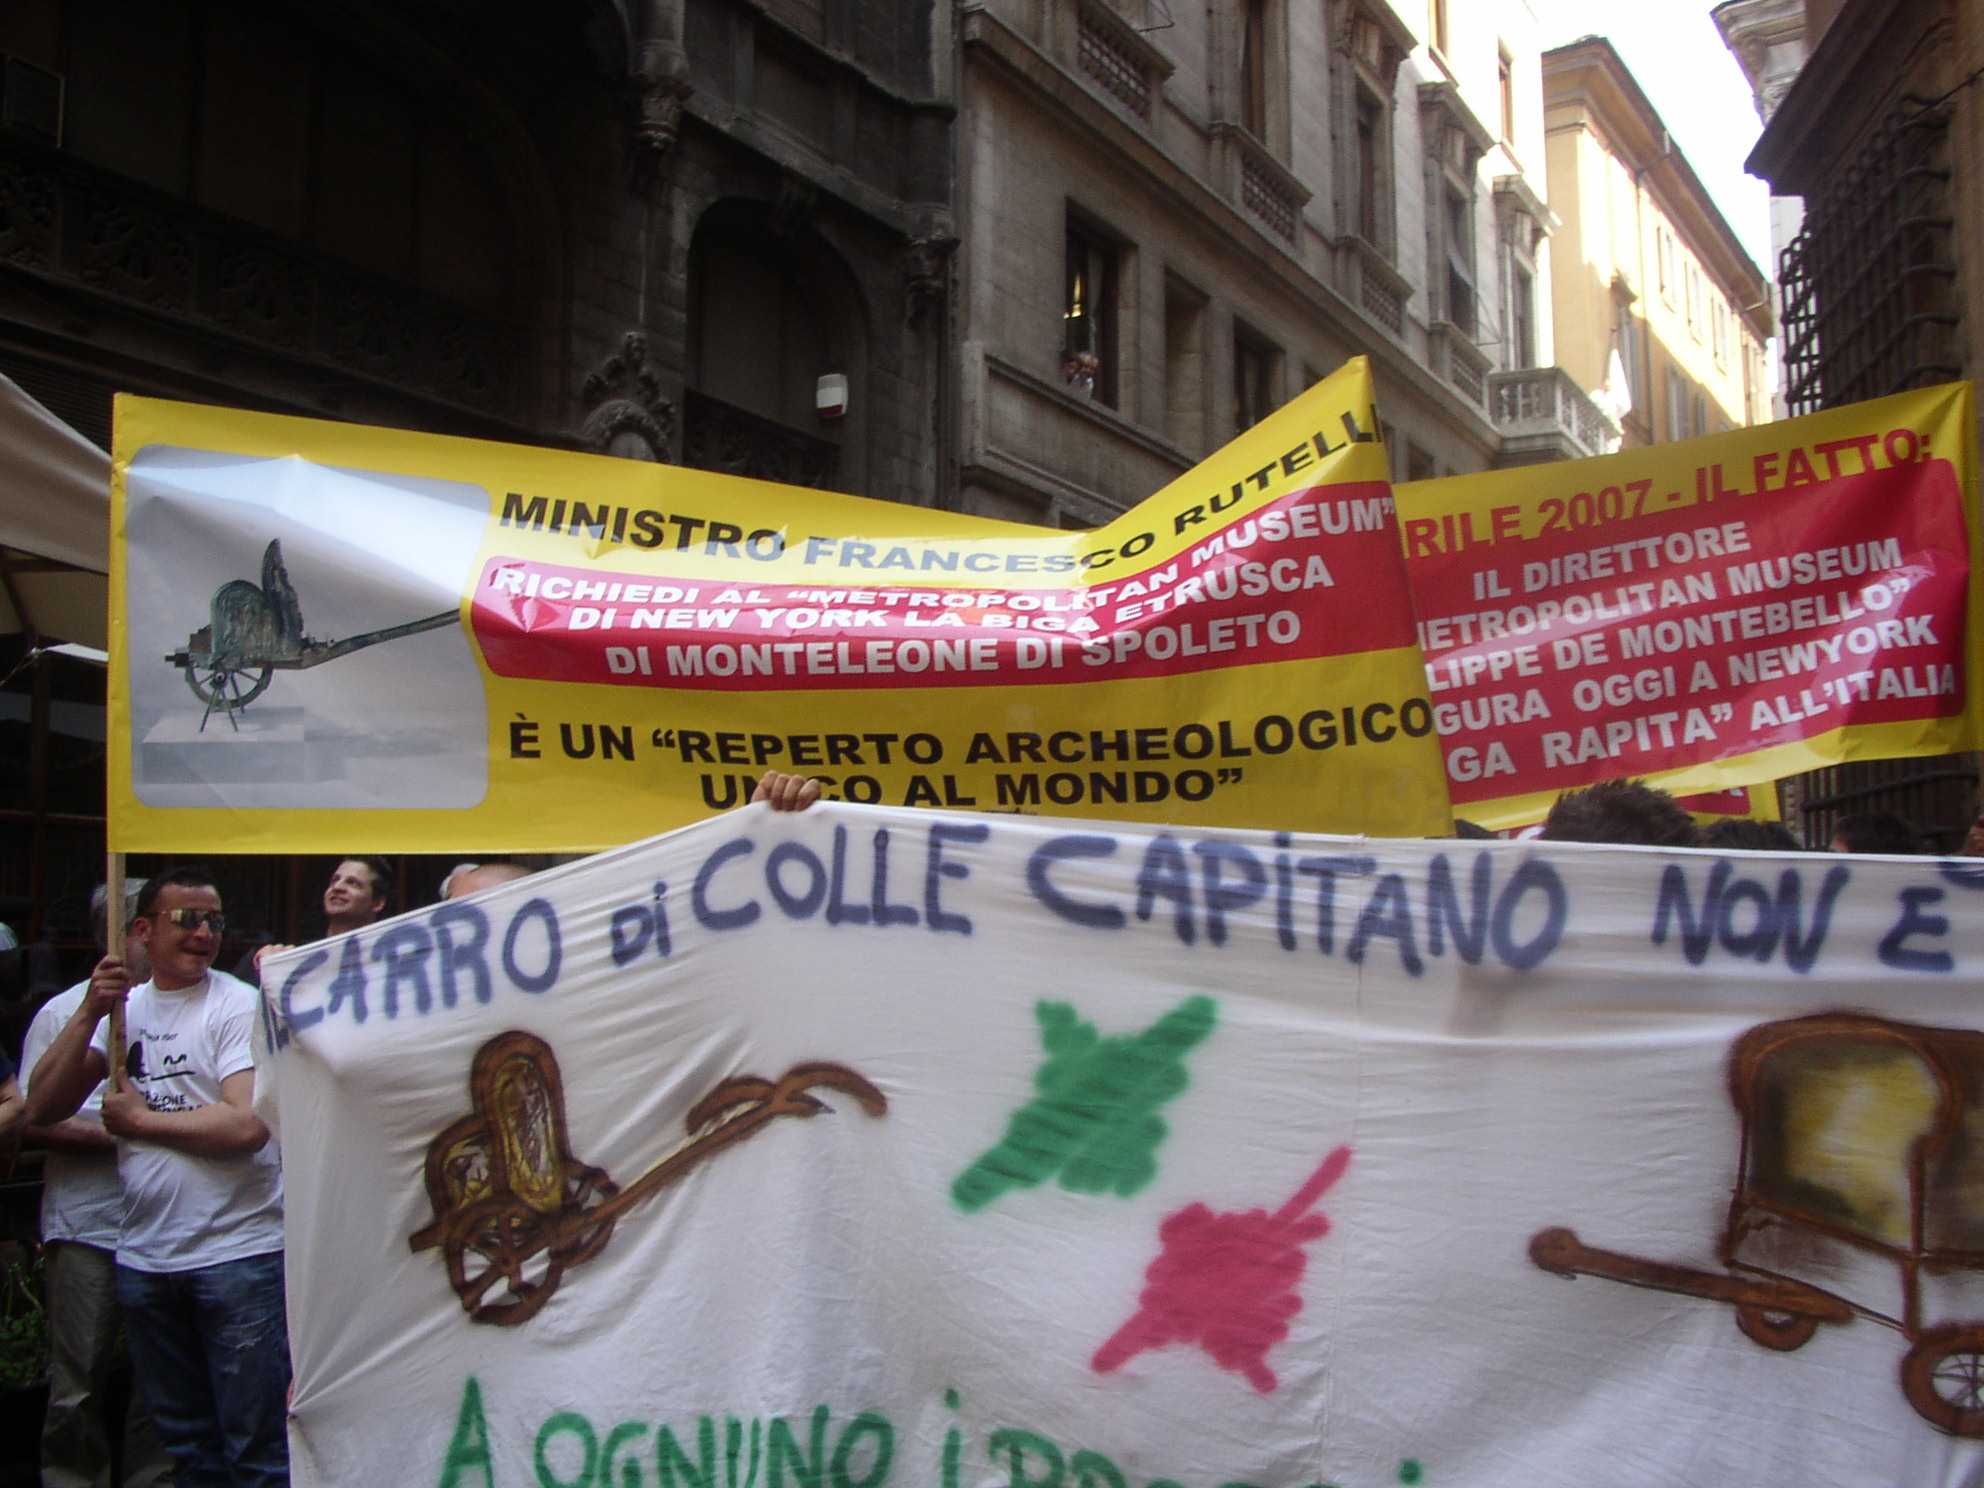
[105,850,126,1091]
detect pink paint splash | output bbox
[1091,1145,1351,1392]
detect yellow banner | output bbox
[110,358,1451,852]
[1396,383,1981,829]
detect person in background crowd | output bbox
[1698,818,1805,853]
[1538,778,1699,848]
[319,857,392,935]
[27,867,289,1488]
[21,881,173,1488]
[1452,820,1495,840]
[243,857,394,982]
[1829,811,1919,855]
[438,772,821,901]
[439,861,535,901]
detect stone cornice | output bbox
[1744,0,1940,195]
[1545,39,1770,311]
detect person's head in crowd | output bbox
[90,877,153,981]
[441,862,536,902]
[1829,811,1919,855]
[323,857,392,935]
[1452,819,1495,840]
[1699,818,1804,853]
[131,866,224,989]
[1538,778,1699,848]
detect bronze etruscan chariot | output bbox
[167,539,456,729]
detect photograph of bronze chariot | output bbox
[1530,1012,1984,1437]
[409,1030,888,1325]
[167,537,458,730]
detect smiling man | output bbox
[245,856,392,984]
[27,866,289,1488]
[320,857,390,936]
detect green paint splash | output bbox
[951,995,1215,1212]
[1398,1461,1424,1485]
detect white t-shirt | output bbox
[89,971,284,1273]
[22,984,123,1250]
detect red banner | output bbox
[469,485,1411,692]
[1395,383,1981,826]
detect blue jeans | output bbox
[117,1252,291,1488]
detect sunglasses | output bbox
[154,908,226,933]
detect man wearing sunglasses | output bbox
[27,866,289,1488]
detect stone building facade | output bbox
[1541,39,1772,452]
[1741,0,1983,849]
[1714,0,1808,420]
[949,0,1615,528]
[0,0,956,948]
[0,0,954,494]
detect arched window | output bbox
[684,202,865,490]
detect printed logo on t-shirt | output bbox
[129,1034,198,1113]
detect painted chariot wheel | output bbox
[1902,1325,1984,1437]
[446,1194,567,1327]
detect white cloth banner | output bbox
[260,803,1984,1488]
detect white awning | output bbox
[0,371,111,646]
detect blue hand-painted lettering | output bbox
[1489,857,1566,970]
[371,922,435,1017]
[431,903,494,1007]
[1026,834,1124,930]
[502,898,564,992]
[693,838,761,931]
[1879,885,1954,973]
[925,822,989,935]
[869,830,920,927]
[1191,841,1266,947]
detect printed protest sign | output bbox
[262,800,1984,1488]
[1395,383,1980,829]
[109,357,1448,852]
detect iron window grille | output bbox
[1779,102,1960,416]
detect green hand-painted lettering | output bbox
[658,1418,718,1488]
[536,1412,599,1488]
[437,1376,495,1488]
[604,1423,650,1488]
[828,1413,894,1488]
[988,1429,1064,1488]
[952,996,1215,1211]
[769,1407,830,1488]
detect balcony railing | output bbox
[0,132,523,420]
[682,390,840,489]
[1488,366,1618,464]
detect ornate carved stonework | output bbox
[635,76,694,167]
[903,233,956,320]
[581,330,677,461]
[683,389,838,488]
[0,133,520,417]
[0,158,56,268]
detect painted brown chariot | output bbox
[409,1030,886,1325]
[1531,1012,1984,1436]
